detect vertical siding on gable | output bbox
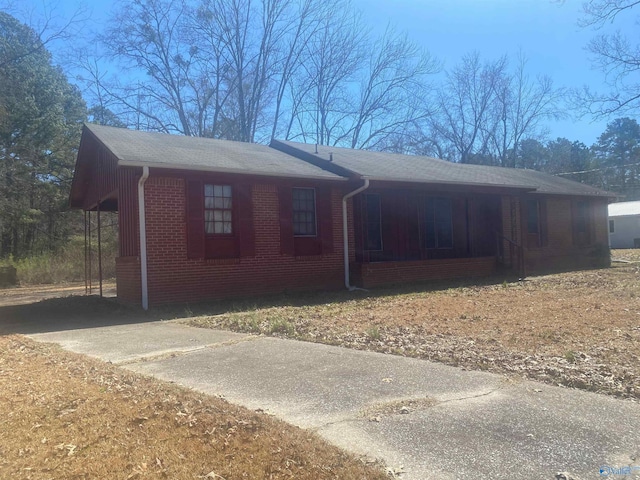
[82,140,119,210]
[117,167,141,257]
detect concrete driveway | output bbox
[29,321,640,480]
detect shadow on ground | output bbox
[0,273,524,336]
[0,296,157,335]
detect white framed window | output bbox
[205,184,233,234]
[292,187,317,236]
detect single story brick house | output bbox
[608,200,640,248]
[70,124,614,308]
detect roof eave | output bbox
[117,160,348,182]
[364,176,538,192]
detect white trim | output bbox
[343,178,370,290]
[138,166,150,310]
[292,187,318,237]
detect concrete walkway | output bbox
[29,321,640,480]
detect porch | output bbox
[350,186,524,287]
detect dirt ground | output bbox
[0,335,386,480]
[0,282,116,307]
[189,250,640,400]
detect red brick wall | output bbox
[136,177,350,305]
[357,257,497,288]
[115,256,141,304]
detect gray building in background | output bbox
[609,201,640,249]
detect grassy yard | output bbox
[0,335,386,479]
[188,250,640,400]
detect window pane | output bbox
[425,198,436,248]
[527,200,539,234]
[425,197,452,248]
[292,188,316,236]
[365,194,382,251]
[609,219,615,233]
[434,198,453,248]
[577,201,589,233]
[204,184,234,235]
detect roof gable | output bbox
[81,124,345,181]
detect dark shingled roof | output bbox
[83,124,345,181]
[271,140,615,197]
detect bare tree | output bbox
[269,0,323,140]
[430,52,507,163]
[578,0,640,117]
[491,54,564,167]
[287,0,367,146]
[340,27,439,150]
[101,0,210,135]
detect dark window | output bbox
[425,197,453,249]
[293,188,316,236]
[364,194,383,251]
[576,201,589,233]
[205,184,233,234]
[527,199,540,234]
[609,219,615,233]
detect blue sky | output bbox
[14,0,637,146]
[352,0,631,146]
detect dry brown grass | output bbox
[0,335,386,480]
[189,253,640,400]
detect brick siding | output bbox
[115,256,141,304]
[356,256,497,288]
[134,177,350,306]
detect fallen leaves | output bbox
[0,336,387,480]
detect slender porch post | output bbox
[97,202,103,298]
[88,211,92,294]
[84,211,88,295]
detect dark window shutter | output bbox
[318,185,333,254]
[186,180,205,259]
[539,199,549,247]
[279,186,294,255]
[237,184,255,257]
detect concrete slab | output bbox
[29,322,640,480]
[29,321,248,364]
[125,336,504,427]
